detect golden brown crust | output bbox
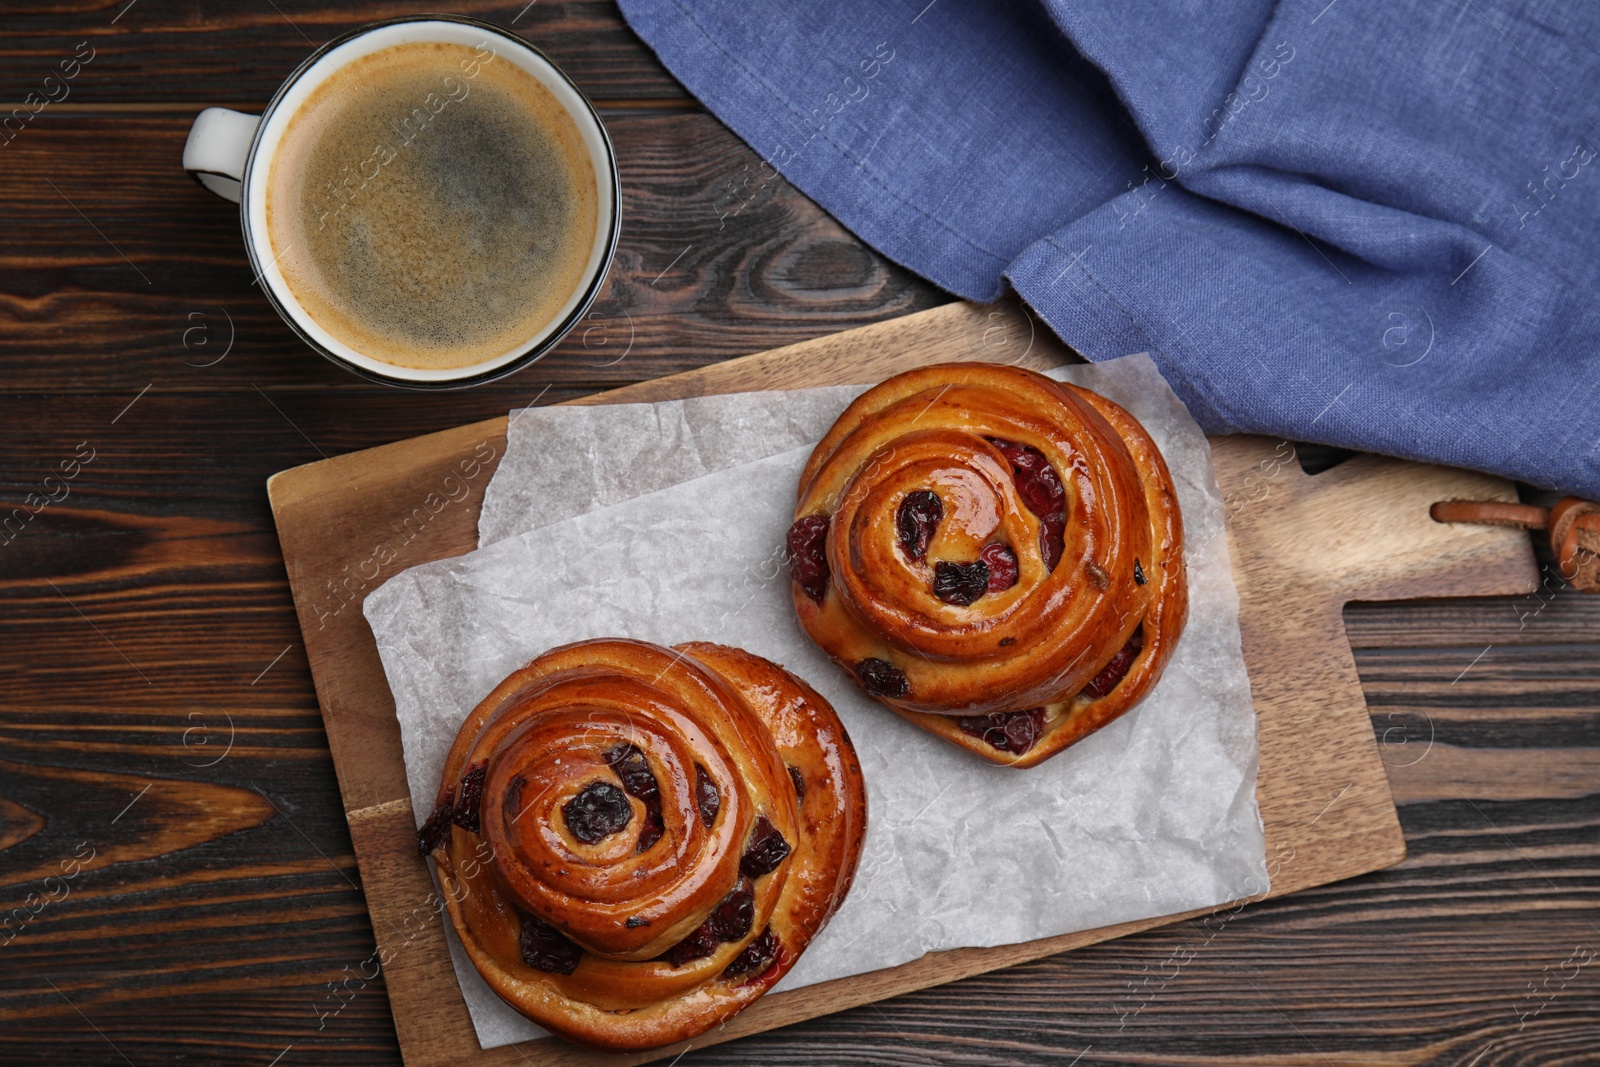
[424,638,866,1050]
[791,362,1187,767]
[675,643,866,942]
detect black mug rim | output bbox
[237,13,622,391]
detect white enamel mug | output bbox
[182,15,620,389]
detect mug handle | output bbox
[182,107,261,204]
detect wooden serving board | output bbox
[266,301,1537,1067]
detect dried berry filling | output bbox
[563,781,633,844]
[451,760,488,833]
[933,559,990,605]
[1083,627,1144,698]
[1133,558,1147,585]
[988,438,1068,571]
[896,489,943,563]
[981,543,1019,593]
[722,927,780,980]
[665,877,755,967]
[855,657,908,698]
[520,913,581,975]
[957,708,1046,755]
[605,743,665,853]
[788,765,806,805]
[417,787,455,855]
[740,816,792,878]
[695,763,721,828]
[787,514,832,603]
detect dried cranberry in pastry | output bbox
[605,743,665,852]
[636,812,665,852]
[787,765,806,805]
[787,514,832,603]
[695,763,721,828]
[855,657,908,698]
[957,709,1046,755]
[562,781,633,844]
[739,816,792,878]
[451,760,489,833]
[981,543,1019,593]
[703,879,756,942]
[988,438,1068,571]
[933,559,990,605]
[722,927,779,980]
[520,913,582,975]
[896,489,943,563]
[605,744,657,800]
[1083,627,1144,698]
[666,878,756,966]
[417,788,455,855]
[664,929,714,967]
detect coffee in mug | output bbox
[181,16,620,388]
[265,40,598,372]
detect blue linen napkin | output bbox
[617,0,1600,497]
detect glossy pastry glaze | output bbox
[421,638,866,1050]
[789,362,1187,768]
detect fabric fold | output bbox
[618,0,1600,496]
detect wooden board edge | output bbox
[261,302,1060,506]
[257,301,1480,1064]
[347,791,1411,1067]
[265,414,513,519]
[742,823,1410,1031]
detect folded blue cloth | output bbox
[618,0,1600,497]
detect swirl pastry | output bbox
[417,638,865,1051]
[788,362,1186,768]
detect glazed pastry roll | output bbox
[420,638,866,1050]
[788,362,1187,767]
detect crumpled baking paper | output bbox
[363,355,1266,1050]
[479,386,868,547]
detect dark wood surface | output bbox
[0,4,1594,1066]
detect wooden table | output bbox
[1,4,1594,1064]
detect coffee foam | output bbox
[265,40,598,371]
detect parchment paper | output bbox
[364,356,1266,1050]
[479,386,868,546]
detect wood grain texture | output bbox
[265,300,1538,1066]
[2,3,1596,1066]
[0,113,946,395]
[0,2,685,107]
